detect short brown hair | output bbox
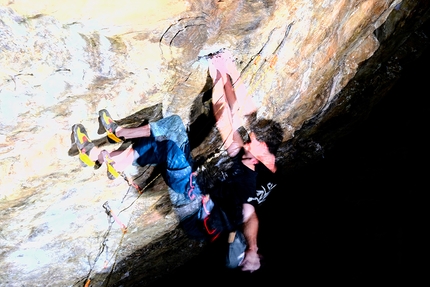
[249,118,283,156]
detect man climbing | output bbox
[71,50,283,272]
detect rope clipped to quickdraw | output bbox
[103,201,127,234]
[80,166,161,287]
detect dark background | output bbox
[151,41,429,286]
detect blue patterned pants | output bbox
[132,115,202,209]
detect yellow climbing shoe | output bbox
[72,124,96,168]
[98,109,123,143]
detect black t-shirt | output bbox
[209,149,280,228]
[182,149,280,240]
[231,151,279,208]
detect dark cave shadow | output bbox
[187,86,216,150]
[186,71,216,138]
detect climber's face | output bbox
[244,132,271,160]
[243,132,276,172]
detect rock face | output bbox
[0,0,429,286]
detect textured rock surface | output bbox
[0,0,429,286]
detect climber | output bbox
[70,49,283,272]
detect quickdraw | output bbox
[102,201,127,234]
[187,172,198,200]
